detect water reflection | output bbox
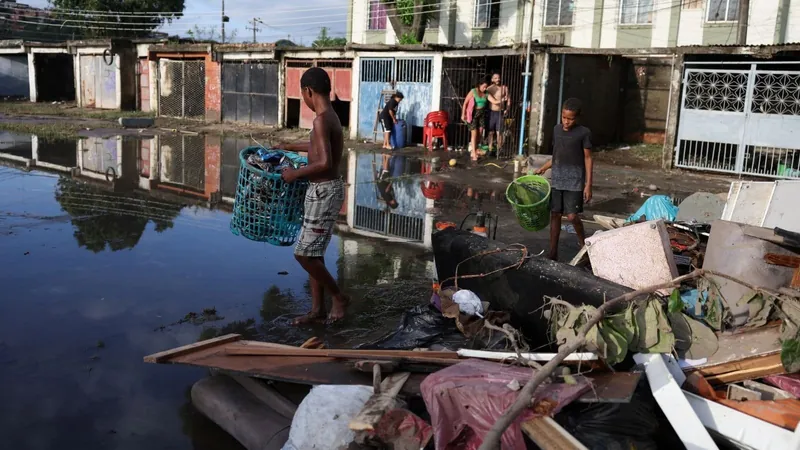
[0,132,444,450]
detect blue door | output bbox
[357,57,434,141]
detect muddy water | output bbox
[0,133,440,449]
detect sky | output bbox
[23,0,350,45]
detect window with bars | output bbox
[620,0,654,24]
[545,0,574,26]
[368,0,387,30]
[707,0,739,22]
[473,0,500,29]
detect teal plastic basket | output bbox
[230,147,309,246]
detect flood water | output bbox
[0,131,452,449]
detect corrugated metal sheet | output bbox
[221,61,278,125]
[80,54,117,109]
[0,55,29,97]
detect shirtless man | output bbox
[280,67,349,324]
[486,72,511,153]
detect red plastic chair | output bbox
[423,111,449,151]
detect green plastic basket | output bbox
[505,174,551,231]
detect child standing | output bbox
[280,67,349,324]
[380,92,404,149]
[535,98,593,261]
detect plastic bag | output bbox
[282,385,373,450]
[627,195,678,223]
[356,305,473,351]
[421,359,591,450]
[554,378,684,450]
[452,289,484,317]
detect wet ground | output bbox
[0,127,732,449]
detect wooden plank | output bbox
[143,334,242,363]
[521,417,588,450]
[764,253,800,268]
[349,372,410,432]
[704,354,786,385]
[226,347,460,366]
[223,345,459,360]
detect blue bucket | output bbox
[230,147,309,246]
[390,119,407,149]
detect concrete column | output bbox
[346,150,357,228]
[149,60,158,114]
[349,56,361,141]
[27,52,36,102]
[277,57,285,127]
[430,54,443,112]
[74,53,82,107]
[528,52,549,154]
[116,55,123,109]
[662,54,684,170]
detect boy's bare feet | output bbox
[326,295,351,324]
[292,311,326,326]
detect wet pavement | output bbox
[0,130,732,449]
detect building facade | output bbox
[348,0,800,48]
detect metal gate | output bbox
[440,54,525,159]
[158,59,206,119]
[357,57,433,140]
[221,61,278,125]
[676,63,800,179]
[80,54,117,109]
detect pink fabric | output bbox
[465,96,475,123]
[764,373,800,398]
[420,359,591,450]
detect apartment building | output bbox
[347,0,800,48]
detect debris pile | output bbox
[145,179,800,450]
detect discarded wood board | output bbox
[633,353,718,450]
[349,372,410,432]
[144,336,639,403]
[521,417,588,450]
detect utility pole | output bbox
[517,0,536,157]
[247,18,264,44]
[737,0,749,45]
[221,0,225,43]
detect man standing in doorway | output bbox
[486,72,511,155]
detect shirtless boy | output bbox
[280,67,349,324]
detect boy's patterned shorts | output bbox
[294,178,345,258]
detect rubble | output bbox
[143,178,800,450]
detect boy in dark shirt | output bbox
[280,67,349,324]
[535,98,593,261]
[380,92,404,149]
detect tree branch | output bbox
[476,269,707,450]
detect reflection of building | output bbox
[344,150,434,248]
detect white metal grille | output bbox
[354,205,424,242]
[676,64,800,179]
[751,73,800,115]
[683,71,747,112]
[158,59,206,119]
